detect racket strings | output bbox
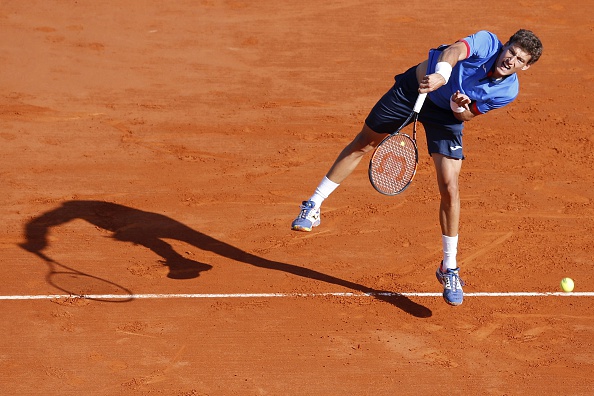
[370,134,417,195]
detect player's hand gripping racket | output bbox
[369,93,427,195]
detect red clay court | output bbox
[2,1,593,395]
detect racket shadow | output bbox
[37,251,134,302]
[19,200,431,317]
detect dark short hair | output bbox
[508,29,543,64]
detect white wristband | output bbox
[450,96,466,113]
[435,61,452,84]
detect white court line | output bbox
[0,292,593,300]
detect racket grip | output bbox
[413,93,427,113]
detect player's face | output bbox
[493,44,532,78]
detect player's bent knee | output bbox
[356,124,386,151]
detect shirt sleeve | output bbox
[459,30,501,61]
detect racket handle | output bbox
[413,93,427,114]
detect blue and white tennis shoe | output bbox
[436,264,465,306]
[291,200,320,232]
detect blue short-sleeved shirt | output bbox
[427,30,519,115]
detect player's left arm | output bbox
[456,88,517,122]
[450,90,478,122]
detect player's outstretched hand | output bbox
[451,90,471,109]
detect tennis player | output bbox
[291,29,543,306]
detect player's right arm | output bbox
[418,41,469,93]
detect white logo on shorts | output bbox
[450,145,463,151]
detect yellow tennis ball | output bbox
[560,277,574,292]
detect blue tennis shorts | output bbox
[365,65,465,159]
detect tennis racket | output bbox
[368,93,427,195]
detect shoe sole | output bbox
[291,219,320,232]
[292,225,312,232]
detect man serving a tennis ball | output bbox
[291,29,543,306]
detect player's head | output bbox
[507,29,543,65]
[493,29,542,78]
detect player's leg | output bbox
[291,66,422,232]
[419,100,466,305]
[291,124,384,232]
[432,153,465,305]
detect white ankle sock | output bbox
[442,234,458,270]
[309,176,340,209]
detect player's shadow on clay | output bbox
[19,200,432,317]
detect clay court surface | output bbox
[2,1,594,395]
